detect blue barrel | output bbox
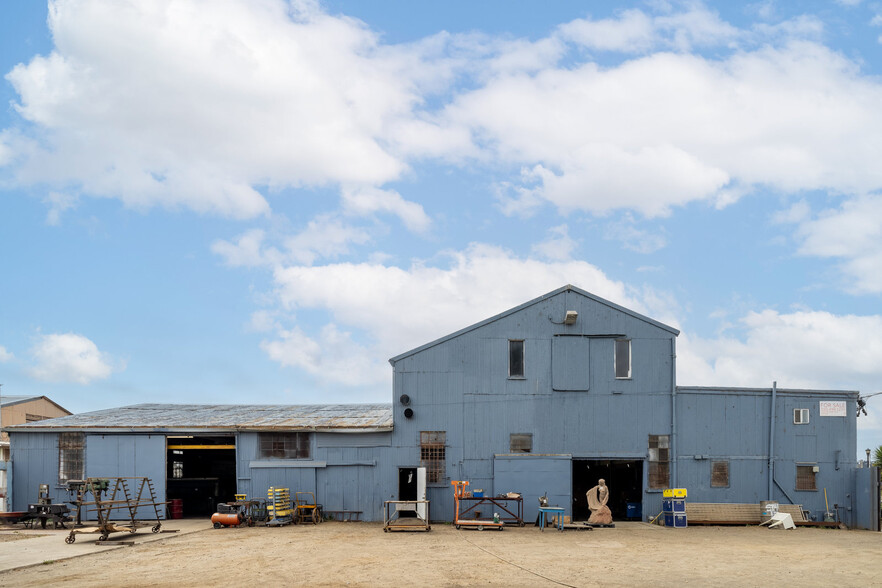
[627,502,642,519]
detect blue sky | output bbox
[1,1,881,457]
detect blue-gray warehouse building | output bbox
[5,285,878,528]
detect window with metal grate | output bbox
[420,431,446,483]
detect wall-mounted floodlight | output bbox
[564,311,578,325]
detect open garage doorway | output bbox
[166,436,236,517]
[572,459,643,521]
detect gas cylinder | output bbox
[211,512,243,528]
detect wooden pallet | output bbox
[685,503,805,525]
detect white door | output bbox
[416,467,427,519]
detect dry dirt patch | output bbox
[0,522,879,587]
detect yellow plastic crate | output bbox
[663,488,688,498]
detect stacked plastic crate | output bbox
[662,488,687,528]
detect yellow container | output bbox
[663,488,688,498]
[234,494,247,501]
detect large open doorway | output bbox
[572,459,643,521]
[166,436,236,517]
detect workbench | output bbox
[537,506,565,531]
[456,496,524,526]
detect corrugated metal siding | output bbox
[493,455,572,521]
[390,289,678,521]
[676,389,857,525]
[10,432,59,511]
[86,434,166,520]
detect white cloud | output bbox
[557,6,739,53]
[257,243,645,386]
[29,332,121,384]
[261,324,387,386]
[2,0,448,218]
[212,217,373,268]
[445,41,882,217]
[604,216,667,254]
[340,186,431,233]
[0,346,13,362]
[43,191,79,226]
[532,224,577,261]
[678,309,882,394]
[777,194,882,294]
[211,229,279,268]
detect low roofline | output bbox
[389,284,679,365]
[677,385,859,397]
[6,426,393,434]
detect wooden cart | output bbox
[293,491,322,525]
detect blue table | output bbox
[537,506,565,531]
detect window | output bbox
[259,433,310,459]
[648,434,670,489]
[796,464,817,491]
[793,408,809,424]
[711,460,729,488]
[510,433,533,453]
[509,340,524,378]
[59,433,85,483]
[420,431,446,483]
[615,339,631,379]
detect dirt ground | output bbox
[1,521,879,587]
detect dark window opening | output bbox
[509,340,524,378]
[510,433,532,453]
[59,432,85,483]
[420,431,446,484]
[615,339,631,379]
[711,460,729,487]
[796,465,817,491]
[259,433,310,459]
[648,434,670,489]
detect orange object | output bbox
[211,512,243,528]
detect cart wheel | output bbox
[213,522,222,529]
[98,534,108,542]
[519,522,525,527]
[65,534,76,544]
[152,524,161,533]
[498,525,503,531]
[477,525,484,531]
[455,524,461,530]
[383,527,388,532]
[311,509,320,524]
[427,525,431,531]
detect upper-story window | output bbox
[509,340,524,378]
[793,408,809,424]
[615,339,631,379]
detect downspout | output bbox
[671,337,677,487]
[768,381,777,500]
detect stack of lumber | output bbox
[685,503,805,525]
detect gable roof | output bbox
[0,394,71,414]
[6,403,393,433]
[389,284,679,364]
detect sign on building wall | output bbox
[819,401,847,417]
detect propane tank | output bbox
[211,512,243,528]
